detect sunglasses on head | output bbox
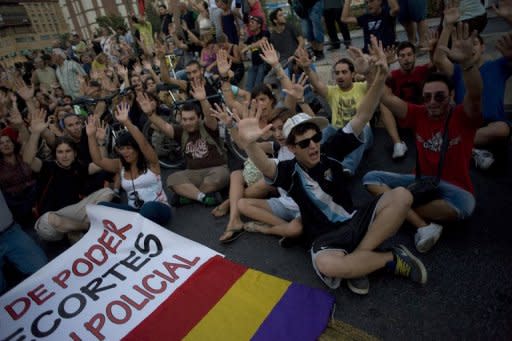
[423,91,448,103]
[295,132,322,149]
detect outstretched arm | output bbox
[137,92,175,138]
[237,101,275,179]
[86,116,121,173]
[22,109,47,173]
[341,0,358,24]
[115,102,161,172]
[439,23,482,120]
[295,47,328,99]
[493,0,512,25]
[350,39,389,136]
[433,0,459,77]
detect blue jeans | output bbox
[245,63,267,92]
[322,124,373,175]
[0,223,47,293]
[301,0,324,44]
[362,171,476,219]
[99,201,172,226]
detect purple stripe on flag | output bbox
[251,282,334,341]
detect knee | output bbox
[315,253,350,278]
[390,187,414,208]
[288,220,302,237]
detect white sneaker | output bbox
[392,141,408,159]
[414,223,443,253]
[472,149,494,170]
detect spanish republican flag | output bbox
[125,255,335,341]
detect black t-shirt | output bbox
[246,30,271,65]
[37,161,89,214]
[357,11,396,53]
[269,128,361,245]
[270,23,302,63]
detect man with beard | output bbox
[381,41,433,159]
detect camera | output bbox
[131,191,145,209]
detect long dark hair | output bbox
[116,131,148,173]
[0,134,21,159]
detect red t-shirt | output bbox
[399,103,481,193]
[388,64,431,104]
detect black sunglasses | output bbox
[295,132,322,149]
[423,91,448,104]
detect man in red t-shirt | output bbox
[363,23,482,254]
[381,41,433,159]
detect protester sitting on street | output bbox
[296,46,372,176]
[236,39,427,296]
[24,109,115,242]
[86,102,171,226]
[237,108,301,240]
[0,129,37,226]
[363,23,483,254]
[381,41,435,159]
[138,85,229,207]
[434,2,512,169]
[341,0,400,53]
[0,189,47,294]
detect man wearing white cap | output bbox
[236,43,427,295]
[52,48,85,99]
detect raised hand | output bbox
[115,101,131,124]
[142,60,153,72]
[14,78,34,101]
[237,99,272,147]
[496,32,512,59]
[116,65,129,78]
[136,92,157,114]
[96,120,107,143]
[283,72,309,100]
[369,36,389,77]
[294,47,312,69]
[209,102,234,126]
[492,0,512,21]
[384,45,397,65]
[133,63,143,75]
[259,40,279,67]
[216,49,232,77]
[347,46,370,75]
[29,109,48,134]
[443,0,461,25]
[85,115,97,137]
[421,29,439,52]
[7,106,24,127]
[439,22,478,67]
[190,78,207,101]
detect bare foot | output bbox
[211,200,229,217]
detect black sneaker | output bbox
[347,276,369,295]
[327,44,340,51]
[392,245,427,284]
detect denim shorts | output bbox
[362,171,475,219]
[267,197,300,221]
[398,0,427,23]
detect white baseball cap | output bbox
[283,113,329,139]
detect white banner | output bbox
[0,205,221,341]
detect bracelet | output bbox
[462,64,474,72]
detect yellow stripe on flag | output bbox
[184,269,290,341]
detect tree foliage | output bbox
[96,14,128,31]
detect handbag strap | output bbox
[415,107,453,184]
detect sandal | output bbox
[243,221,272,233]
[219,227,245,244]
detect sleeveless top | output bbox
[121,168,169,207]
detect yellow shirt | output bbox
[327,82,367,128]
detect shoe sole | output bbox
[347,280,369,295]
[398,244,428,284]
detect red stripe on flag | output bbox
[123,256,246,341]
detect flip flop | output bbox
[219,227,245,244]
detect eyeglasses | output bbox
[295,132,322,149]
[423,91,448,103]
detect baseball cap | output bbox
[282,113,329,139]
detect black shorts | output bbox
[311,195,380,254]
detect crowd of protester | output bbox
[0,0,511,295]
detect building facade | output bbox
[0,0,68,65]
[59,0,141,39]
